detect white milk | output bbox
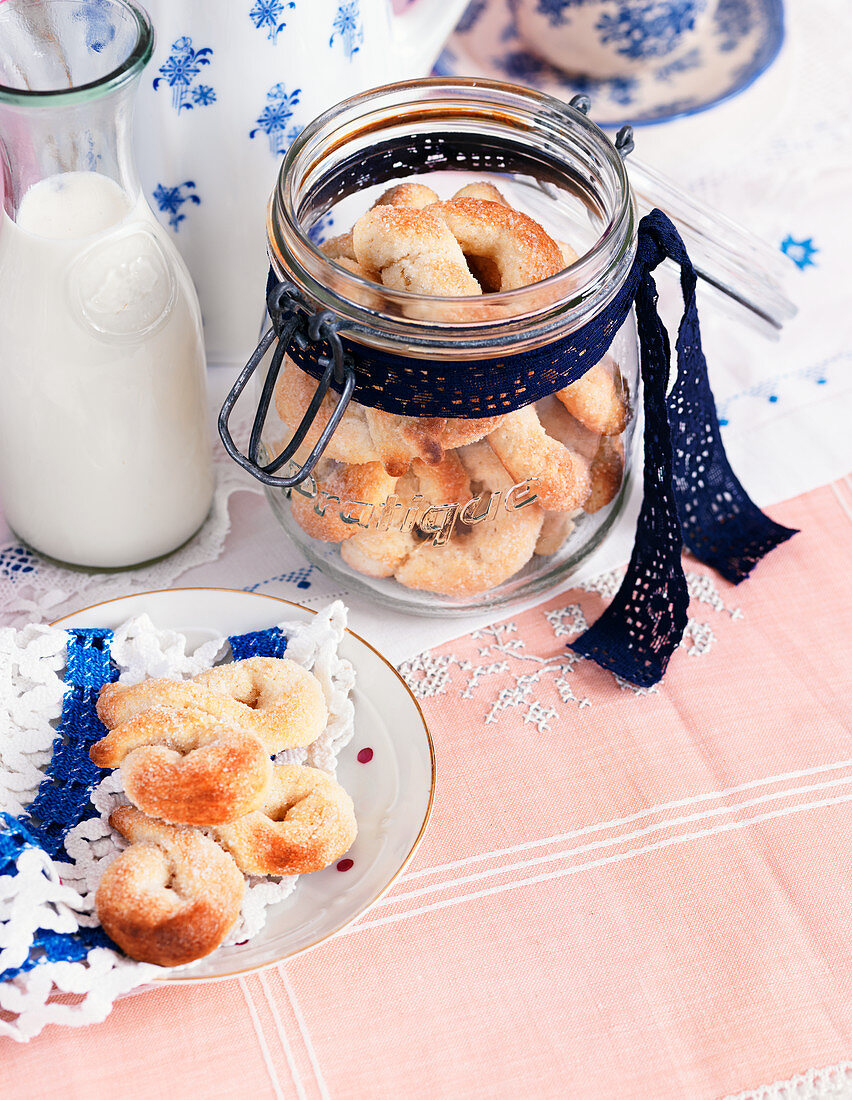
[0,172,214,568]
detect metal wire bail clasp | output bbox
[218,279,356,488]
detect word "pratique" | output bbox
[291,470,541,546]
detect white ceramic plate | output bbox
[53,588,436,983]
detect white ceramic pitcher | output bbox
[134,0,467,365]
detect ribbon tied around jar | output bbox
[220,209,796,688]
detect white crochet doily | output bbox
[0,601,355,1043]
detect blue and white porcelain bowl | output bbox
[435,0,784,127]
[514,0,716,81]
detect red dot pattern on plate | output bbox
[357,747,374,763]
[337,858,354,872]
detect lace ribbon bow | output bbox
[570,210,796,685]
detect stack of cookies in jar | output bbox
[273,182,632,600]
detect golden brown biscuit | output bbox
[486,404,591,512]
[353,205,482,296]
[537,395,625,513]
[555,357,630,436]
[212,764,357,876]
[103,707,273,826]
[290,459,399,541]
[394,441,544,597]
[95,806,245,967]
[95,657,327,757]
[431,198,564,291]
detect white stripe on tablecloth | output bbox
[239,976,289,1100]
[377,772,852,907]
[258,970,309,1100]
[398,757,852,882]
[340,789,852,936]
[280,968,332,1100]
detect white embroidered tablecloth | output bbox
[1,1,851,1096]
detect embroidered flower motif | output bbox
[330,1,365,60]
[596,1,704,60]
[153,37,215,114]
[400,569,744,725]
[250,83,302,155]
[244,565,314,592]
[249,0,296,43]
[780,235,819,270]
[152,181,201,232]
[716,354,842,428]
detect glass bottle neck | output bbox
[0,81,140,220]
[0,0,153,222]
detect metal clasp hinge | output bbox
[217,279,356,488]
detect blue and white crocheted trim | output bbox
[0,602,354,1042]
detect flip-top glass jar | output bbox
[245,79,641,615]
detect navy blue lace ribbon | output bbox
[569,210,797,685]
[273,209,795,685]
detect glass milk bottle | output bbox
[0,0,213,569]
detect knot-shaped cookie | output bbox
[95,806,245,967]
[94,656,327,756]
[367,437,547,598]
[212,764,357,876]
[487,404,591,513]
[91,706,272,826]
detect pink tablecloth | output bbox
[3,479,852,1099]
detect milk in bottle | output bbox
[0,0,213,568]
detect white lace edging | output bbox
[0,601,355,1042]
[721,1062,852,1100]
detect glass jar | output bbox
[222,78,782,616]
[250,80,638,615]
[0,0,214,570]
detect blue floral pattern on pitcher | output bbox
[72,0,117,53]
[250,84,302,155]
[249,0,296,43]
[330,2,364,60]
[152,181,201,231]
[153,37,216,114]
[596,1,705,60]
